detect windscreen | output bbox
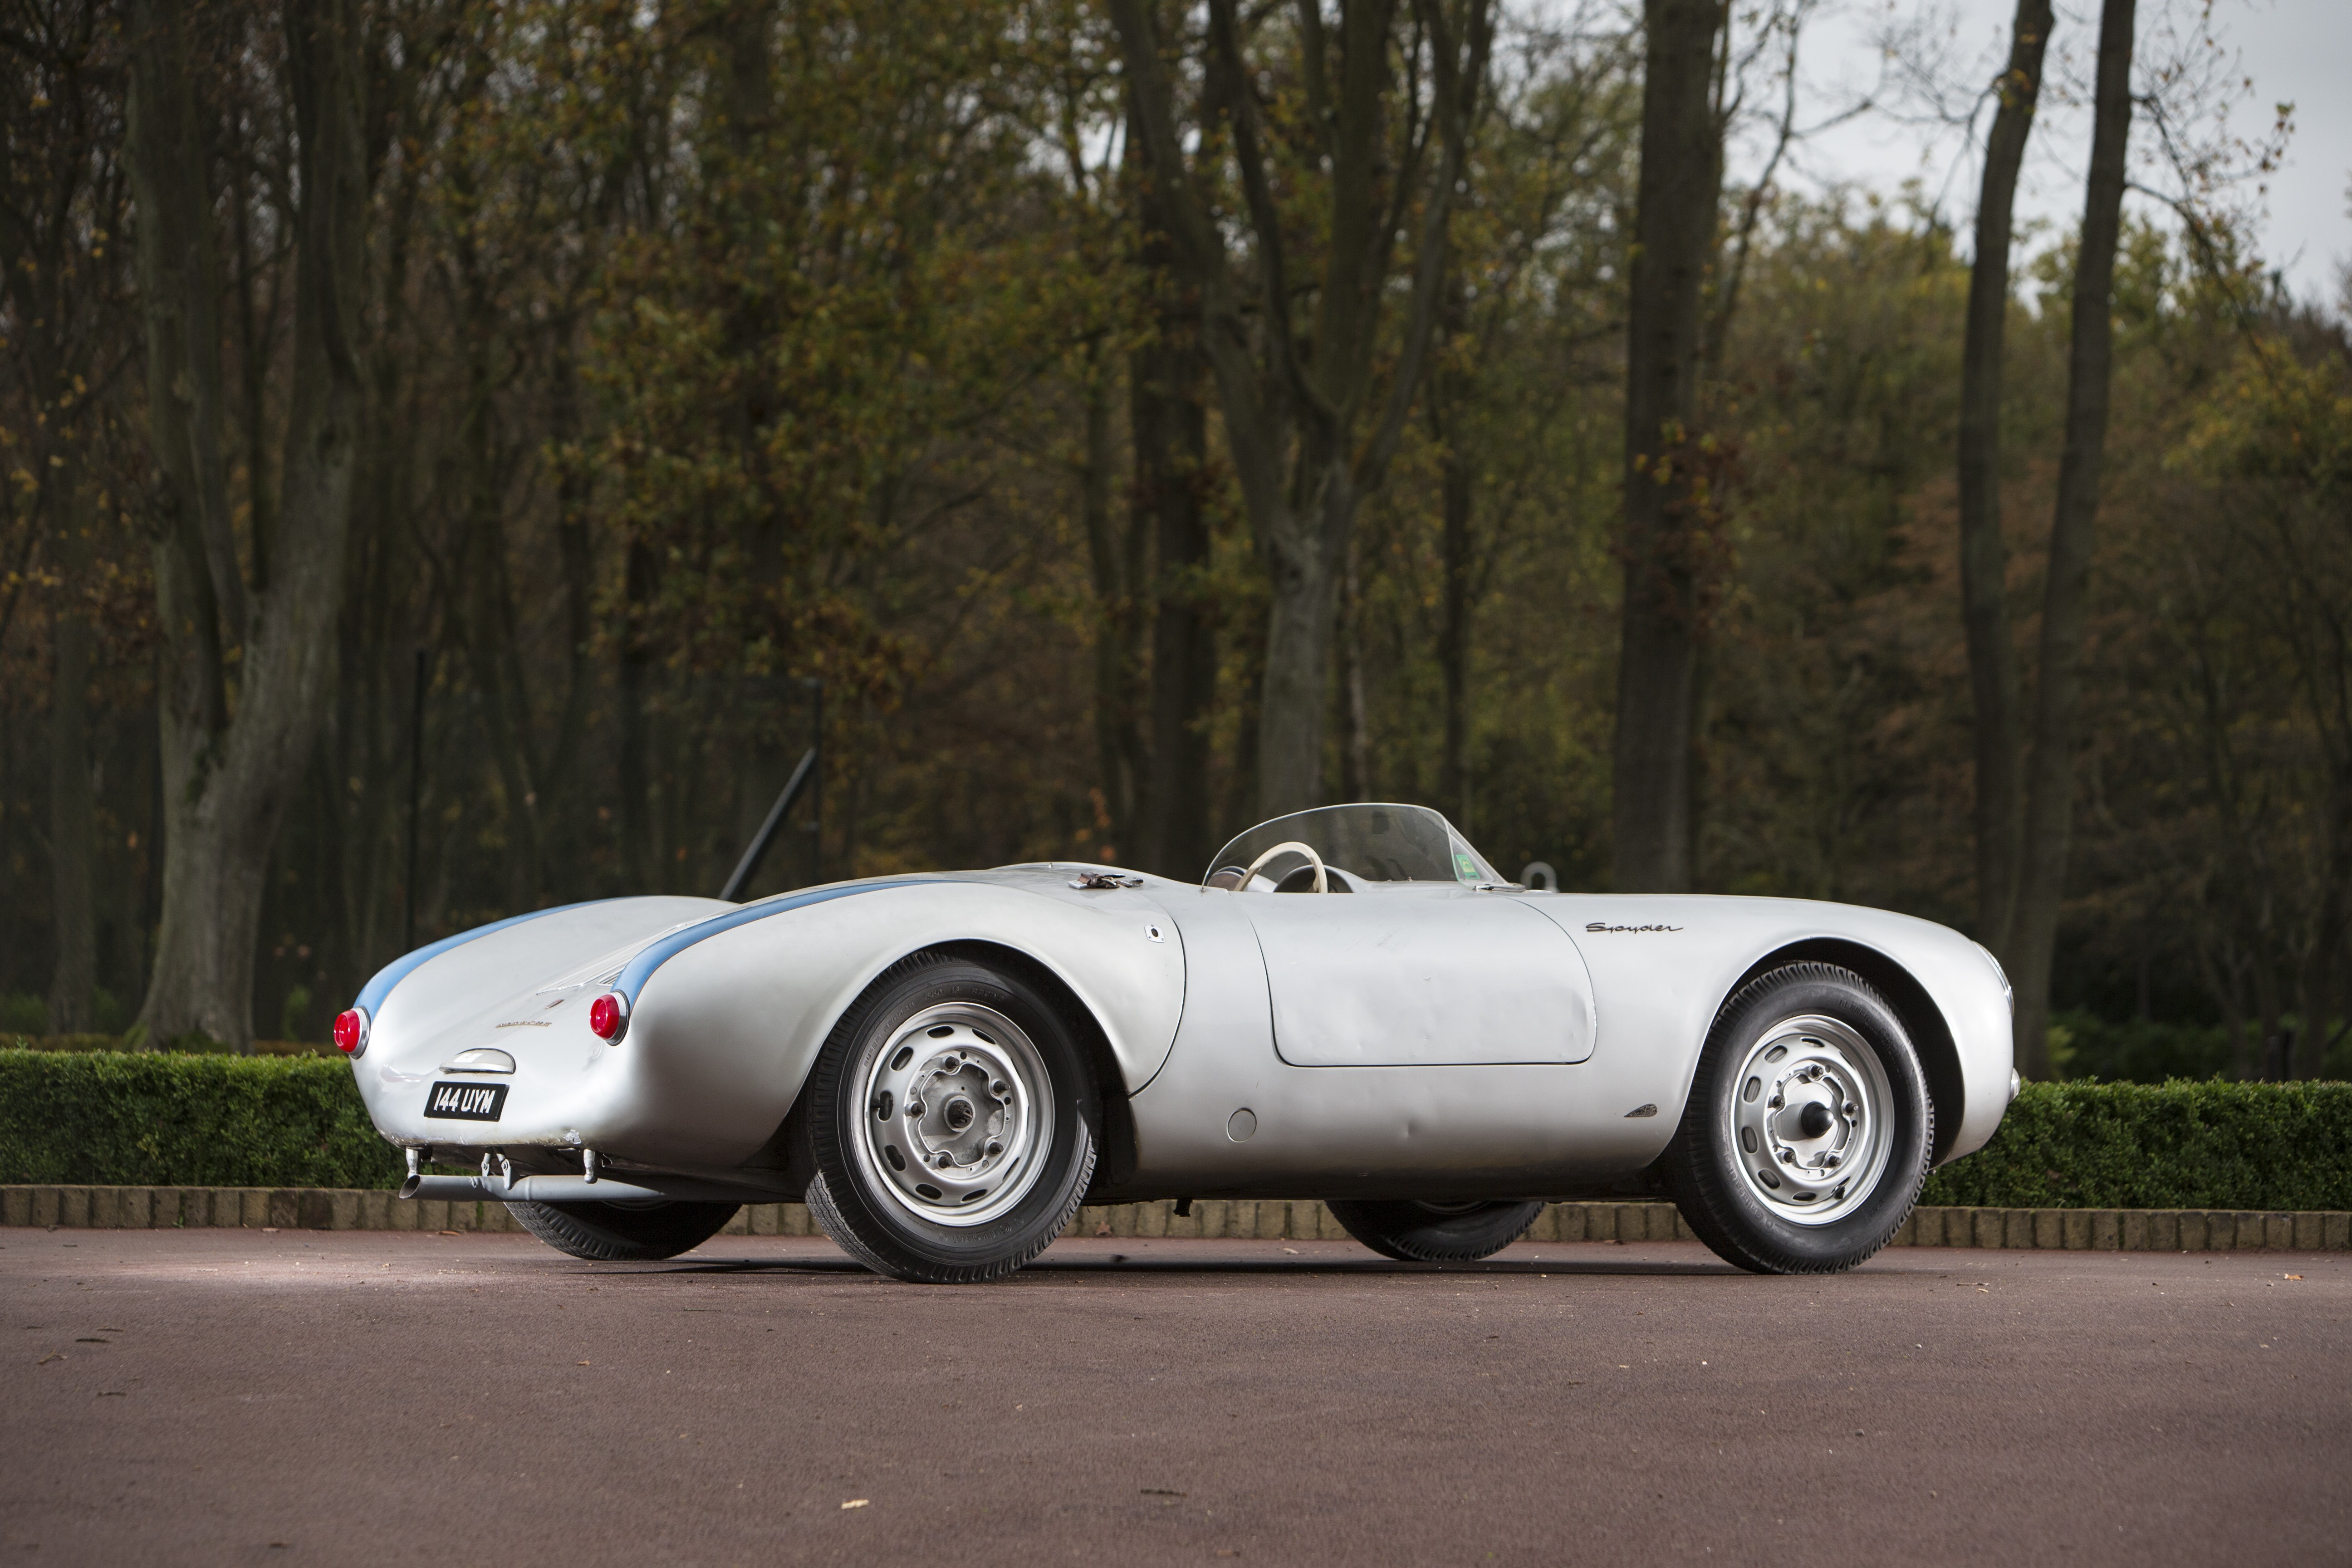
[1205,804,1499,887]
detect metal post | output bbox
[718,746,816,902]
[402,648,427,952]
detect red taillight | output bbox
[333,1008,368,1054]
[588,993,625,1040]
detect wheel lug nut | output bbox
[985,1140,1003,1157]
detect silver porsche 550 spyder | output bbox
[337,802,2015,1282]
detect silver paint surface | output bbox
[347,857,2011,1200]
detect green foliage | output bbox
[1922,1080,2352,1211]
[0,1050,403,1190]
[4,1034,121,1053]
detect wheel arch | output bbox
[918,939,1140,1197]
[1720,938,1965,1165]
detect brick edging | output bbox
[3,1187,2347,1251]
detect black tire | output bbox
[1664,962,1933,1274]
[805,952,1098,1284]
[507,1198,741,1261]
[1326,1199,1546,1262]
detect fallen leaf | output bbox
[37,1352,63,1365]
[437,1230,461,1237]
[2284,1274,2303,1280]
[576,1360,591,1366]
[1282,1247,1299,1255]
[841,1499,869,1510]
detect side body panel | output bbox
[1517,894,2011,1164]
[615,878,1183,1167]
[1128,889,1632,1197]
[1241,887,1596,1066]
[1124,887,2011,1197]
[352,876,1185,1172]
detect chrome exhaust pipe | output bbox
[399,1172,783,1205]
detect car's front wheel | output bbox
[805,952,1098,1283]
[1325,1199,1546,1262]
[1664,962,1932,1274]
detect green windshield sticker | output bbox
[1453,851,1482,885]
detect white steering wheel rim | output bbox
[1239,840,1327,893]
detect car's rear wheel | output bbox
[1326,1199,1545,1262]
[1664,962,1932,1274]
[805,952,1098,1284]
[507,1198,740,1261]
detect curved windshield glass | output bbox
[1205,804,1500,889]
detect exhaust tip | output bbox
[398,1174,422,1200]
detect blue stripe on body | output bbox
[353,902,607,1016]
[612,880,936,1005]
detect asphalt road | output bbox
[4,1228,2347,1567]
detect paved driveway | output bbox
[4,1230,2346,1565]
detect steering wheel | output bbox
[1237,839,1327,894]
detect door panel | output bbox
[1240,891,1596,1067]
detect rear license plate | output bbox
[424,1081,509,1122]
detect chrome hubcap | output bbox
[852,1003,1050,1228]
[1728,1014,1892,1226]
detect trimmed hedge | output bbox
[1920,1080,2352,1211]
[2,1053,2347,1209]
[4,1034,337,1057]
[0,1049,403,1189]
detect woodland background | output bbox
[2,0,2347,1082]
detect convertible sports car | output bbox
[338,803,2015,1282]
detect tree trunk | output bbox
[2293,768,2351,1078]
[1612,0,1726,892]
[47,474,97,1034]
[1109,0,1490,824]
[455,261,543,909]
[617,537,659,892]
[1332,539,1372,804]
[1132,181,1216,877]
[2009,0,2134,1080]
[131,0,369,1049]
[1255,469,1350,816]
[1080,341,1146,859]
[1958,0,2053,961]
[1439,406,1474,827]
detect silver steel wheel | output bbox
[1727,1013,1894,1227]
[848,1002,1054,1229]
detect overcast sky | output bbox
[1721,0,2352,309]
